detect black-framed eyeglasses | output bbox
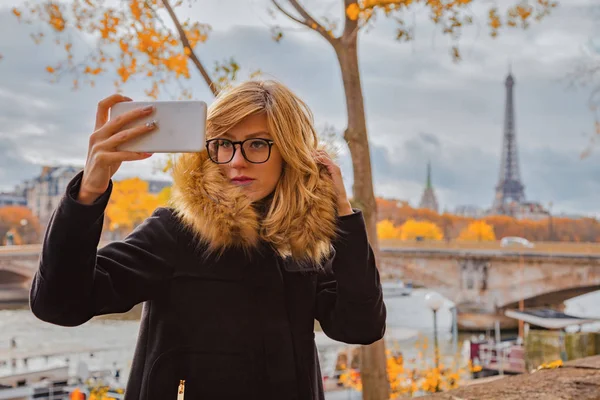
[206,138,275,164]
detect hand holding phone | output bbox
[78,94,158,204]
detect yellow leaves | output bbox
[14,0,227,100]
[400,219,443,241]
[119,39,130,54]
[163,54,189,78]
[84,66,103,75]
[377,219,401,239]
[340,336,466,397]
[458,220,496,241]
[136,30,161,54]
[536,359,563,370]
[100,10,120,40]
[106,178,167,233]
[145,81,159,99]
[489,7,501,37]
[46,2,66,32]
[46,66,55,73]
[184,23,210,48]
[130,0,143,21]
[117,57,137,83]
[346,3,360,21]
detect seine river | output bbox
[1,289,599,398]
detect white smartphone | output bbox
[110,100,207,153]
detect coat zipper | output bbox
[177,379,185,400]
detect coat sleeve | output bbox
[30,171,176,327]
[315,210,386,345]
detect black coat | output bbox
[30,172,386,400]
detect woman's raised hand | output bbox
[77,94,157,204]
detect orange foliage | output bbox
[13,0,237,97]
[339,335,466,397]
[0,206,41,245]
[377,219,401,239]
[106,178,170,235]
[400,219,443,241]
[458,220,496,241]
[376,197,600,243]
[345,0,556,59]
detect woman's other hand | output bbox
[78,94,157,204]
[315,150,353,216]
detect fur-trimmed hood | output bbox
[169,150,339,266]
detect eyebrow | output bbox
[221,131,271,139]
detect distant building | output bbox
[147,179,171,194]
[454,205,485,219]
[22,165,82,227]
[0,192,27,207]
[418,161,439,213]
[494,201,549,221]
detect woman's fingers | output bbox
[101,120,158,150]
[94,151,153,165]
[94,104,155,141]
[95,94,132,130]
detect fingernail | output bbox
[145,120,157,128]
[143,105,154,112]
[139,152,153,157]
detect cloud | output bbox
[0,1,598,217]
[0,137,40,189]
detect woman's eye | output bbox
[218,140,232,148]
[250,140,266,149]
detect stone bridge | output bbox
[3,243,600,329]
[0,245,41,303]
[379,244,600,330]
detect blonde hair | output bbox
[173,80,337,263]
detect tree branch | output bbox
[272,0,306,26]
[341,0,359,45]
[274,0,337,45]
[161,0,219,96]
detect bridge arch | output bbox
[502,286,600,309]
[0,268,31,285]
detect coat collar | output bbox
[169,150,338,267]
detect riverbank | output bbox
[422,355,600,400]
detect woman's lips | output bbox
[231,177,255,186]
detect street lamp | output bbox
[425,292,444,370]
[500,236,534,343]
[19,219,28,244]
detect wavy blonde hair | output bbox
[172,80,338,263]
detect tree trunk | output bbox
[334,37,390,400]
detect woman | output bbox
[30,80,386,400]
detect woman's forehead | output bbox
[220,130,271,140]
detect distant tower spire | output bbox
[419,161,439,213]
[491,69,526,215]
[426,161,432,189]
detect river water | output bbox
[1,288,599,396]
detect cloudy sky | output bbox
[0,0,598,216]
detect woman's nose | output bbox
[229,145,248,168]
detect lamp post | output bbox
[500,236,534,343]
[19,219,28,244]
[425,292,444,370]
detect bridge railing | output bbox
[380,239,600,255]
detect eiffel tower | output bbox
[491,70,526,215]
